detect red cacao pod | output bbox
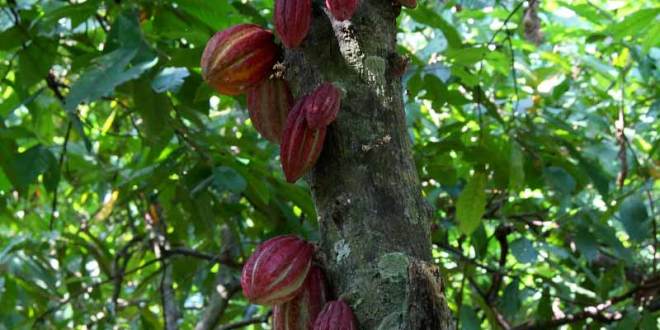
[326,0,359,21]
[313,300,357,330]
[241,235,314,305]
[201,24,278,95]
[397,0,417,8]
[273,266,328,330]
[305,83,341,129]
[280,97,327,183]
[247,78,294,143]
[275,0,312,48]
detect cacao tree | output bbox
[0,0,659,329]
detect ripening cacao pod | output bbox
[273,266,328,330]
[280,97,327,183]
[275,0,312,48]
[305,83,341,129]
[397,0,417,8]
[313,300,357,330]
[247,78,294,143]
[241,235,314,305]
[326,0,359,21]
[201,24,278,95]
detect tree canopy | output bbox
[0,0,658,329]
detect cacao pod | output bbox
[326,0,359,21]
[397,0,417,8]
[241,235,314,305]
[247,78,294,143]
[201,24,278,95]
[275,0,312,48]
[273,266,328,330]
[313,300,357,330]
[280,97,327,183]
[305,83,341,129]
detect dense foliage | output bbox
[0,0,657,329]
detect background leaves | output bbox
[0,0,658,329]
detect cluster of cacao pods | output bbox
[241,235,357,329]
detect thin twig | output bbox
[46,72,72,230]
[506,32,520,114]
[33,258,163,327]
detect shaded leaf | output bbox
[456,172,487,235]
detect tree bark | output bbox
[284,1,454,329]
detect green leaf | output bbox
[17,38,58,88]
[456,172,487,235]
[65,48,158,112]
[508,143,524,191]
[459,306,480,330]
[536,287,553,321]
[606,8,660,40]
[544,166,575,196]
[5,145,57,192]
[500,278,521,320]
[511,237,537,264]
[446,47,489,66]
[618,195,649,242]
[574,227,599,261]
[151,67,190,94]
[0,27,24,51]
[133,80,174,144]
[213,166,247,194]
[407,8,462,49]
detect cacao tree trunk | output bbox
[284,1,454,329]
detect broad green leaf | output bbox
[508,143,524,191]
[544,166,575,196]
[407,8,462,49]
[536,287,553,321]
[500,278,521,320]
[446,47,489,66]
[151,67,190,93]
[65,48,158,111]
[618,195,649,242]
[574,227,599,261]
[5,145,57,192]
[459,306,480,330]
[606,8,660,40]
[456,172,487,235]
[511,237,537,264]
[17,38,58,88]
[213,166,247,194]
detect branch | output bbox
[165,247,243,269]
[145,197,180,330]
[160,263,179,330]
[487,224,512,303]
[513,280,660,330]
[46,71,72,230]
[216,312,272,330]
[194,281,240,330]
[33,257,163,326]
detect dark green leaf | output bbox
[618,196,649,242]
[213,166,247,194]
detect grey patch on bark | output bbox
[378,252,409,282]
